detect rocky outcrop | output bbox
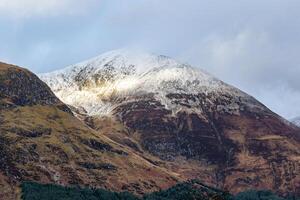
[0,62,70,114]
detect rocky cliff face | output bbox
[0,62,180,200]
[40,50,300,197]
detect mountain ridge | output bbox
[40,50,300,196]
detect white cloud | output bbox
[0,0,98,18]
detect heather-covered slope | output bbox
[0,62,179,200]
[0,62,67,109]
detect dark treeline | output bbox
[21,181,299,200]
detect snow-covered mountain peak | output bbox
[291,117,300,127]
[39,49,252,115]
[40,49,221,93]
[48,49,184,76]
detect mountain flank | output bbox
[0,62,180,200]
[40,50,300,197]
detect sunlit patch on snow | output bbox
[114,77,140,92]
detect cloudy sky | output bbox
[0,0,300,119]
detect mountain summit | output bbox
[40,49,265,116]
[40,50,300,196]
